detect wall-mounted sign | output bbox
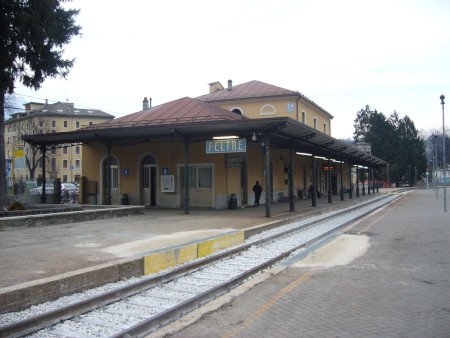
[226,157,241,167]
[206,138,246,154]
[162,167,169,175]
[161,175,175,192]
[323,165,334,172]
[123,168,130,176]
[287,102,294,113]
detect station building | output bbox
[23,80,386,216]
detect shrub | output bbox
[9,201,26,211]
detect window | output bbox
[302,111,306,124]
[39,120,43,127]
[260,104,276,115]
[313,117,317,130]
[111,166,119,188]
[63,160,68,168]
[51,148,56,155]
[75,160,80,168]
[63,175,68,183]
[76,121,80,128]
[63,147,67,155]
[51,158,56,172]
[52,120,56,128]
[75,146,80,155]
[64,121,68,128]
[323,123,327,134]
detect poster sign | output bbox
[206,138,246,154]
[161,175,175,192]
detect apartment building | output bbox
[5,101,114,187]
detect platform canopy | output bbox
[22,97,386,167]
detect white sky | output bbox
[14,0,450,139]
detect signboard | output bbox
[162,167,169,175]
[323,165,334,172]
[206,138,246,154]
[123,168,130,176]
[14,148,24,158]
[161,175,175,192]
[226,157,241,167]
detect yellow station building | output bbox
[23,80,386,215]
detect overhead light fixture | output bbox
[296,152,312,157]
[252,133,257,141]
[212,135,239,140]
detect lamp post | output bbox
[440,94,447,212]
[434,135,438,198]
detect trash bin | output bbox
[228,194,237,209]
[121,194,129,205]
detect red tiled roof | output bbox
[196,80,298,102]
[197,80,333,119]
[94,97,246,129]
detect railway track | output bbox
[0,193,401,338]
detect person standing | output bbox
[253,180,262,206]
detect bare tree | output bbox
[8,116,54,181]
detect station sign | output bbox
[206,138,246,154]
[323,165,334,172]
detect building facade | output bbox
[23,80,386,212]
[5,101,114,188]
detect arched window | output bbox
[142,154,157,165]
[260,104,276,115]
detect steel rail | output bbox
[112,194,399,337]
[0,194,396,338]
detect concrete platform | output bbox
[0,190,389,313]
[162,188,450,337]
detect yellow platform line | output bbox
[144,231,245,275]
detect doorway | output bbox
[102,156,119,204]
[141,155,157,206]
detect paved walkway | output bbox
[0,191,381,289]
[159,188,450,337]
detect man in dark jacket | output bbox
[252,180,262,206]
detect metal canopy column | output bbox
[175,129,190,214]
[289,146,295,212]
[340,161,344,201]
[368,166,371,195]
[372,167,376,193]
[348,160,353,199]
[356,166,360,197]
[183,141,190,214]
[264,134,272,217]
[328,158,332,203]
[362,167,366,195]
[106,143,112,205]
[40,145,46,204]
[312,154,317,207]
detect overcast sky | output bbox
[13,0,450,139]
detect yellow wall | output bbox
[215,96,332,136]
[81,139,352,208]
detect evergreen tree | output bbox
[353,106,427,187]
[0,0,81,205]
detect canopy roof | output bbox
[22,97,386,166]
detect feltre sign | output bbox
[206,139,246,154]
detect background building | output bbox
[5,101,114,189]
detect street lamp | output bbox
[440,94,447,212]
[434,134,438,198]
